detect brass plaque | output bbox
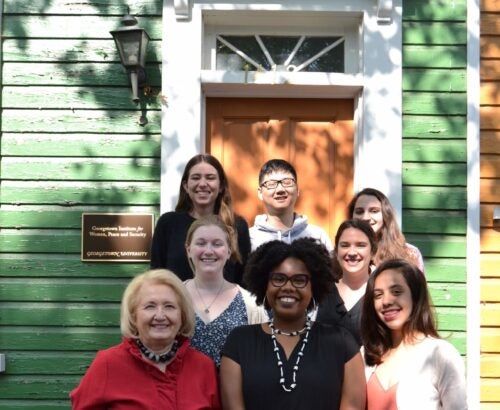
[81,213,154,262]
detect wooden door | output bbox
[206,98,354,239]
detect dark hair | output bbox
[243,238,334,308]
[347,188,418,266]
[258,159,298,186]
[361,259,438,366]
[331,219,377,281]
[175,154,240,261]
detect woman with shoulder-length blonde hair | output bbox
[184,215,267,367]
[70,269,221,409]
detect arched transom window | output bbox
[216,35,345,72]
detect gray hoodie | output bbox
[249,213,333,252]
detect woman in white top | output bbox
[361,259,466,409]
[184,215,267,366]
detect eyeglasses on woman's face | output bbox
[260,178,296,190]
[269,272,309,289]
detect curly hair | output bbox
[243,238,335,308]
[331,219,377,281]
[361,259,438,366]
[348,188,419,266]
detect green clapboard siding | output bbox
[403,92,467,115]
[421,258,466,283]
[402,163,467,186]
[402,186,467,209]
[3,39,161,63]
[403,45,467,68]
[403,0,466,21]
[0,183,160,205]
[402,140,467,162]
[3,62,162,86]
[0,255,147,278]
[403,68,466,92]
[0,2,162,407]
[1,158,161,181]
[402,209,467,234]
[0,207,158,228]
[403,22,467,45]
[402,114,466,138]
[3,86,162,109]
[1,134,161,157]
[4,16,162,40]
[4,0,163,15]
[0,303,120,326]
[2,109,162,133]
[0,327,122,351]
[401,0,467,371]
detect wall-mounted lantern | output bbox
[110,13,150,103]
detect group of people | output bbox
[70,154,467,409]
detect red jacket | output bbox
[70,336,220,410]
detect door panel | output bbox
[206,98,354,239]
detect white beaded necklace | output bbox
[269,319,312,392]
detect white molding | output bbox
[377,0,393,24]
[466,0,481,407]
[161,1,403,214]
[174,0,190,20]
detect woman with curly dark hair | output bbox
[220,238,366,410]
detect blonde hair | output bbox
[185,215,238,275]
[120,269,195,338]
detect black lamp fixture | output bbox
[110,11,150,103]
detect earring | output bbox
[307,298,318,321]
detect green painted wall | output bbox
[0,1,163,407]
[0,0,468,407]
[402,0,467,354]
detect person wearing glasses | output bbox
[249,159,332,252]
[220,238,365,410]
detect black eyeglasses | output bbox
[260,178,296,190]
[269,273,309,289]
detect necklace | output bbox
[136,339,179,363]
[272,324,308,337]
[269,319,312,392]
[193,278,225,314]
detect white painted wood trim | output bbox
[161,0,402,215]
[466,0,481,407]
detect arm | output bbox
[437,342,467,410]
[69,352,107,410]
[233,216,251,284]
[220,356,246,410]
[339,352,366,410]
[150,215,167,268]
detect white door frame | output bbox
[161,0,403,218]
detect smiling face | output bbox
[258,170,298,214]
[336,227,373,278]
[186,224,231,276]
[373,269,413,341]
[352,194,384,234]
[266,257,312,323]
[134,281,182,352]
[182,162,221,213]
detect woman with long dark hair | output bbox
[150,154,251,284]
